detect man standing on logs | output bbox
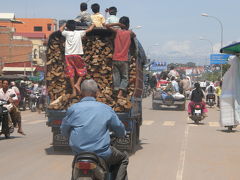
[106,16,136,98]
[60,20,95,96]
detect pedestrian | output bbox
[216,81,222,108]
[105,6,119,24]
[106,16,136,98]
[168,66,179,79]
[180,76,191,96]
[75,2,92,26]
[61,79,128,180]
[91,3,105,27]
[60,20,95,96]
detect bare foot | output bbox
[117,90,124,99]
[18,130,26,136]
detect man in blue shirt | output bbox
[61,79,128,180]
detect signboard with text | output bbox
[210,54,229,65]
[150,61,168,72]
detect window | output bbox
[47,24,51,31]
[34,26,42,32]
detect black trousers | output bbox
[105,146,129,180]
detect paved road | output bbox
[0,97,240,180]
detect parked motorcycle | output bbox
[190,103,205,124]
[0,99,14,138]
[206,94,216,108]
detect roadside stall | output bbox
[220,42,240,131]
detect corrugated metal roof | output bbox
[2,67,36,72]
[0,13,15,20]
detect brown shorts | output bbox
[65,55,87,78]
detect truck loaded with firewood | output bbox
[46,28,147,153]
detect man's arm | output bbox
[130,30,136,38]
[60,107,74,138]
[105,23,126,32]
[59,23,66,32]
[108,108,125,137]
[85,24,95,33]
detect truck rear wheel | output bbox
[178,102,186,111]
[152,102,159,110]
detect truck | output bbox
[46,28,147,153]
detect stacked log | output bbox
[46,31,136,112]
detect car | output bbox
[152,88,186,110]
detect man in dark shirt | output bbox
[188,83,208,116]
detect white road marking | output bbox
[176,124,189,180]
[162,121,175,126]
[25,120,46,125]
[208,122,220,127]
[142,121,154,126]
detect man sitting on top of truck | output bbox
[75,2,92,26]
[60,20,95,96]
[106,16,136,98]
[91,3,105,27]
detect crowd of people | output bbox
[145,66,223,118]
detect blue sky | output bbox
[1,0,240,64]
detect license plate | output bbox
[195,110,201,114]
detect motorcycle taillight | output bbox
[75,162,97,170]
[195,105,201,109]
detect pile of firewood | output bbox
[46,31,136,112]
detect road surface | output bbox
[0,97,240,180]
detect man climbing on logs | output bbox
[60,20,95,97]
[106,16,136,98]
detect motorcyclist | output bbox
[205,82,216,102]
[0,80,25,135]
[61,79,128,180]
[188,82,208,117]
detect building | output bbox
[0,17,57,39]
[0,13,54,66]
[0,26,35,75]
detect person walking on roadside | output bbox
[61,79,128,180]
[216,81,222,108]
[106,16,136,98]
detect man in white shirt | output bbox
[75,2,92,26]
[0,80,25,135]
[60,20,94,96]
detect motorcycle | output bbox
[206,94,216,108]
[0,99,14,138]
[29,91,41,112]
[71,132,127,180]
[72,152,109,180]
[190,103,204,124]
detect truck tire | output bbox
[129,122,137,154]
[178,102,186,111]
[152,102,159,110]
